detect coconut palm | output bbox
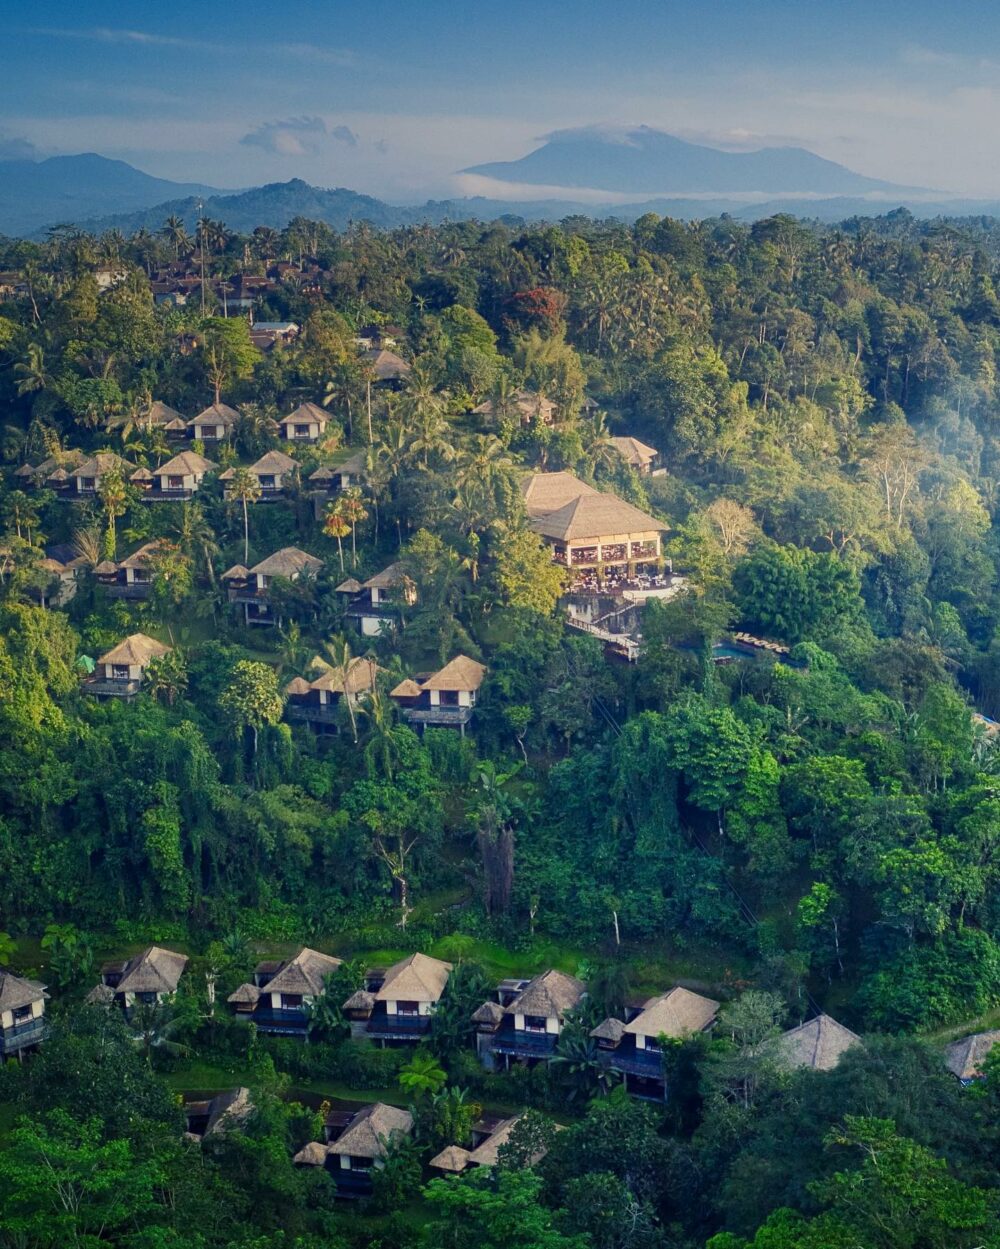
[97,468,129,560]
[145,649,189,707]
[339,487,368,567]
[228,467,261,563]
[128,1000,193,1067]
[322,500,351,574]
[14,343,51,398]
[317,634,361,742]
[398,1051,447,1099]
[160,214,190,259]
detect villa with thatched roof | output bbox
[183,1087,253,1140]
[772,1014,862,1074]
[488,970,586,1068]
[389,655,486,735]
[279,402,333,443]
[67,452,137,499]
[140,400,188,435]
[227,947,342,1036]
[220,450,299,500]
[284,656,382,732]
[89,946,188,1012]
[589,986,720,1101]
[337,562,417,637]
[149,450,217,499]
[84,633,170,699]
[944,1029,1000,1083]
[294,1102,414,1196]
[474,388,556,427]
[0,970,48,1060]
[224,547,323,625]
[187,403,239,442]
[611,436,660,475]
[308,451,368,515]
[350,952,453,1044]
[15,450,86,491]
[363,347,411,386]
[94,540,172,600]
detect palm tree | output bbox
[398,1051,447,1099]
[98,468,129,560]
[317,634,361,742]
[228,467,261,563]
[145,650,188,707]
[339,488,368,567]
[323,500,351,574]
[359,685,407,781]
[128,1000,193,1067]
[234,402,279,458]
[582,410,621,478]
[72,524,104,570]
[160,215,190,259]
[14,343,51,398]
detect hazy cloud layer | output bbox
[0,130,38,160]
[240,117,359,158]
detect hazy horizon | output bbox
[7,1,1000,200]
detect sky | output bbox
[6,0,1000,200]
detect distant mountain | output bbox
[0,154,222,237]
[464,125,921,197]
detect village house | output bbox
[309,451,367,514]
[944,1030,1000,1083]
[139,400,189,437]
[84,633,171,699]
[527,480,667,582]
[771,1014,862,1073]
[478,970,586,1069]
[227,947,342,1036]
[363,347,411,387]
[87,946,188,1013]
[249,321,300,351]
[223,547,324,625]
[337,563,416,637]
[66,452,137,499]
[293,1103,414,1197]
[284,656,381,731]
[28,547,84,607]
[344,953,452,1045]
[473,388,557,426]
[0,970,48,1060]
[149,451,218,499]
[355,324,403,350]
[94,541,170,600]
[428,1111,556,1174]
[279,402,333,443]
[611,436,661,475]
[591,986,720,1100]
[187,402,240,442]
[220,450,299,500]
[389,655,486,735]
[184,1088,253,1140]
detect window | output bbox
[524,1014,548,1034]
[439,690,459,707]
[80,477,95,492]
[167,475,184,490]
[112,665,130,680]
[281,994,304,1010]
[295,425,310,437]
[350,1155,372,1172]
[13,1005,31,1022]
[397,1000,419,1017]
[138,992,157,1005]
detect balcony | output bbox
[492,1028,558,1059]
[247,1005,310,1036]
[400,705,474,729]
[141,487,197,502]
[332,1168,375,1198]
[286,702,341,725]
[0,1015,47,1054]
[83,677,142,698]
[366,1013,431,1041]
[596,1046,664,1077]
[104,582,152,600]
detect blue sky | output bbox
[5,1,1000,198]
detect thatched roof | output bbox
[466,1114,554,1168]
[247,450,298,475]
[389,678,423,699]
[130,467,153,483]
[115,946,188,996]
[429,1145,472,1172]
[46,467,70,482]
[520,470,599,518]
[280,402,332,427]
[156,451,217,476]
[309,656,381,696]
[93,559,119,576]
[610,436,658,468]
[226,982,261,1006]
[531,493,667,543]
[85,983,115,1006]
[221,564,249,581]
[309,465,337,482]
[342,988,376,1012]
[363,562,412,591]
[624,987,719,1039]
[471,1000,505,1026]
[188,403,239,428]
[474,389,555,421]
[118,541,168,570]
[326,1103,413,1158]
[98,634,170,668]
[249,547,323,578]
[284,676,311,696]
[144,400,186,427]
[335,577,363,594]
[590,1017,626,1043]
[203,1087,253,1138]
[505,969,585,1019]
[944,1030,1000,1081]
[364,348,411,380]
[376,952,452,1003]
[421,655,486,693]
[0,970,47,1012]
[75,452,136,478]
[265,948,342,998]
[773,1014,862,1073]
[293,1140,328,1166]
